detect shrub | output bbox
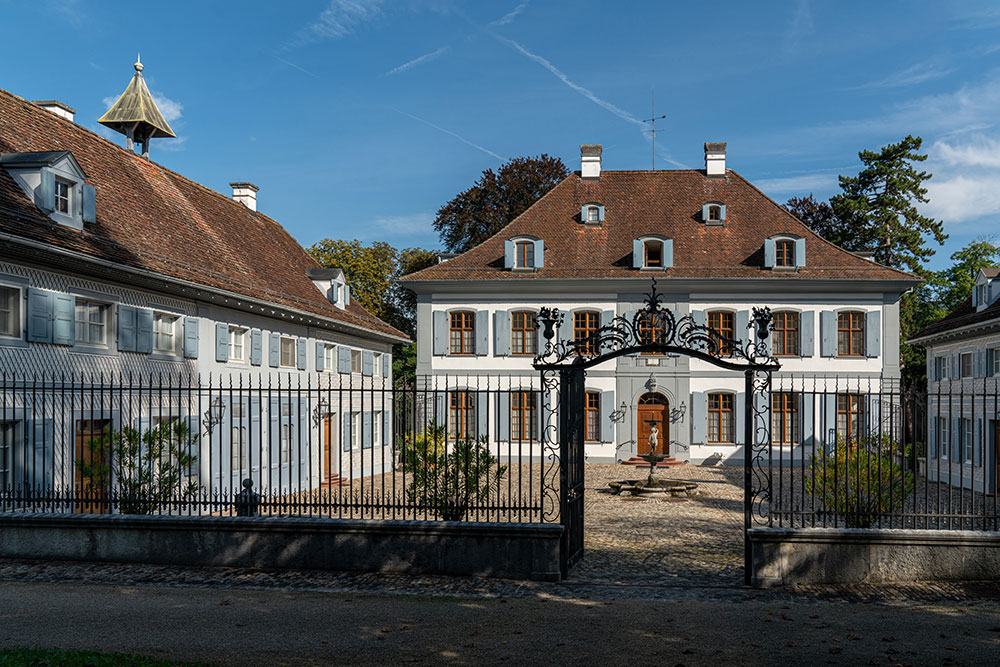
[805,436,915,528]
[403,424,508,521]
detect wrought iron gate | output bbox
[533,280,779,579]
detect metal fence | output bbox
[0,373,553,523]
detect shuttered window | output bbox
[351,349,362,373]
[574,312,599,356]
[708,393,734,443]
[515,241,535,268]
[585,392,600,442]
[228,326,247,361]
[511,311,537,355]
[54,179,71,214]
[837,312,865,356]
[707,311,734,357]
[775,240,795,267]
[449,391,476,440]
[637,311,666,354]
[836,394,863,444]
[772,311,799,356]
[75,300,108,345]
[450,312,475,355]
[511,391,538,442]
[0,286,20,338]
[153,313,178,353]
[771,392,798,444]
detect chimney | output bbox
[704,142,727,177]
[581,144,602,179]
[230,182,259,211]
[33,100,76,122]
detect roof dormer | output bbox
[306,267,351,309]
[764,234,805,270]
[702,202,726,225]
[632,235,673,270]
[581,202,605,225]
[504,236,544,271]
[0,151,94,230]
[973,268,1000,312]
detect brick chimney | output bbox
[230,182,259,211]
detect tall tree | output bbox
[927,238,1000,313]
[434,155,569,253]
[829,135,946,274]
[784,194,861,250]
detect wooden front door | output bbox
[323,416,333,479]
[637,393,668,456]
[75,419,111,514]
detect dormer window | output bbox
[775,240,795,267]
[708,205,721,222]
[0,151,95,230]
[632,235,673,270]
[516,240,535,269]
[645,240,663,268]
[504,237,544,270]
[587,206,599,223]
[580,203,605,224]
[702,202,726,225]
[54,179,71,214]
[765,235,805,269]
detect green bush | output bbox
[806,436,915,528]
[403,424,508,521]
[76,420,202,515]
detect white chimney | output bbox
[581,144,602,179]
[33,100,76,122]
[230,182,259,211]
[705,142,727,177]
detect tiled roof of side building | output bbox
[0,88,406,341]
[401,169,920,284]
[909,297,996,343]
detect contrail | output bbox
[491,1,528,26]
[385,46,449,76]
[389,107,505,162]
[272,55,323,79]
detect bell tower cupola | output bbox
[98,56,176,159]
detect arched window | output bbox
[708,204,721,221]
[644,240,663,267]
[637,311,667,354]
[586,205,600,223]
[510,391,538,441]
[511,311,537,355]
[837,311,865,356]
[775,239,795,267]
[515,240,535,268]
[707,311,734,357]
[573,311,600,356]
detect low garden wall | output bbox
[0,514,564,582]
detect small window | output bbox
[637,311,666,354]
[644,240,663,268]
[515,240,535,269]
[153,312,179,353]
[351,412,361,449]
[510,391,538,442]
[450,311,475,355]
[54,178,71,214]
[573,311,600,356]
[837,312,865,357]
[373,352,383,376]
[323,344,336,371]
[935,356,947,380]
[0,285,21,338]
[836,394,863,444]
[978,284,987,306]
[75,299,108,346]
[938,417,949,458]
[960,353,973,378]
[228,326,247,361]
[585,392,600,442]
[707,393,734,443]
[772,311,799,356]
[279,336,296,368]
[775,240,795,268]
[511,311,537,355]
[993,350,1000,377]
[351,349,362,373]
[707,204,723,224]
[586,206,600,223]
[373,411,382,447]
[450,391,477,440]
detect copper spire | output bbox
[98,56,175,158]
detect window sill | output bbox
[149,351,184,363]
[512,267,537,273]
[0,336,28,349]
[639,267,666,272]
[70,344,116,357]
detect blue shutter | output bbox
[494,311,510,357]
[691,392,707,443]
[534,239,545,268]
[975,418,983,467]
[434,393,447,431]
[719,204,726,220]
[268,333,280,368]
[329,282,341,306]
[735,393,746,445]
[477,392,489,438]
[820,311,836,357]
[344,285,351,306]
[183,317,199,358]
[701,204,710,222]
[795,238,806,268]
[136,308,153,353]
[117,305,136,352]
[662,239,674,268]
[580,205,588,222]
[929,414,937,458]
[82,184,96,223]
[504,240,515,269]
[558,312,574,347]
[39,168,55,212]
[26,288,52,343]
[50,293,74,346]
[763,239,776,268]
[338,346,351,374]
[250,329,262,366]
[315,341,325,371]
[475,310,489,356]
[974,287,980,307]
[497,392,510,441]
[824,394,837,450]
[598,205,605,221]
[692,310,706,329]
[362,411,373,448]
[215,323,228,362]
[382,352,391,378]
[433,311,448,356]
[865,311,880,358]
[801,394,814,446]
[632,239,643,268]
[952,418,961,460]
[362,350,373,376]
[600,310,614,353]
[296,338,307,370]
[384,409,392,448]
[29,420,53,493]
[735,310,749,348]
[800,311,814,357]
[342,412,351,452]
[601,390,615,443]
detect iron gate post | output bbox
[744,369,753,586]
[559,367,586,578]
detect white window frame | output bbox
[0,284,22,340]
[279,336,296,368]
[935,356,947,381]
[54,177,72,215]
[75,299,109,346]
[963,418,973,463]
[280,401,294,464]
[960,352,973,379]
[939,417,949,459]
[707,204,723,224]
[586,206,600,223]
[323,343,337,372]
[644,239,664,268]
[351,411,361,449]
[351,349,362,374]
[992,350,1000,377]
[373,352,383,377]
[152,312,179,354]
[373,411,382,446]
[978,284,987,306]
[228,326,248,362]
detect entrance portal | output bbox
[637,393,668,456]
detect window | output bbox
[586,206,600,223]
[351,412,361,449]
[228,326,247,361]
[961,352,973,379]
[511,311,537,355]
[279,337,296,368]
[373,352,383,376]
[0,286,20,338]
[935,356,947,381]
[707,205,722,222]
[0,421,14,490]
[585,392,600,442]
[450,311,475,355]
[323,344,336,371]
[351,349,362,373]
[938,417,949,458]
[75,300,108,346]
[772,311,799,356]
[515,241,535,269]
[449,391,476,440]
[54,178,71,214]
[637,311,666,354]
[644,240,663,268]
[152,312,178,353]
[994,350,1000,377]
[280,402,294,464]
[708,393,734,443]
[707,311,734,357]
[978,284,987,306]
[963,418,973,463]
[231,421,247,472]
[837,312,865,356]
[373,411,382,447]
[573,311,599,356]
[836,394,863,444]
[775,240,795,268]
[771,393,799,445]
[511,391,538,441]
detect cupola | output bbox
[98,56,176,159]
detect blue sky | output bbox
[3,1,1000,271]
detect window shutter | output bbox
[434,392,447,430]
[580,205,588,222]
[494,311,510,357]
[51,293,74,346]
[799,311,814,358]
[82,184,96,223]
[929,415,937,458]
[975,418,983,467]
[952,418,961,460]
[504,240,515,269]
[823,394,837,450]
[691,392,707,444]
[800,394,814,446]
[820,311,836,357]
[136,308,153,353]
[598,205,605,221]
[601,390,615,443]
[215,323,228,362]
[362,350,373,376]
[315,341,325,371]
[329,283,340,306]
[794,238,806,268]
[735,393,746,446]
[342,412,352,452]
[39,168,55,212]
[868,395,881,436]
[344,285,351,306]
[534,239,545,268]
[735,310,749,347]
[692,310,706,329]
[763,238,776,268]
[338,346,351,374]
[27,288,53,343]
[558,313,575,347]
[250,329,262,366]
[29,420,53,492]
[382,352,391,378]
[296,338,307,370]
[475,310,489,356]
[865,310,880,358]
[974,287,980,307]
[701,204,710,222]
[719,204,726,220]
[268,333,280,368]
[950,354,959,380]
[477,392,489,438]
[662,239,674,268]
[600,310,614,353]
[632,239,643,268]
[433,311,448,356]
[362,411,373,448]
[497,392,510,441]
[183,317,199,358]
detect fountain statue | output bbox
[608,416,699,498]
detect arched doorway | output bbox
[637,392,668,455]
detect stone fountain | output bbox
[608,419,698,498]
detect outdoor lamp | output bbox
[202,396,225,434]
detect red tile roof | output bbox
[0,88,405,341]
[402,170,920,285]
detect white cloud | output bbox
[287,0,383,48]
[921,134,1000,224]
[849,62,955,91]
[783,0,814,56]
[491,2,528,27]
[755,173,839,196]
[933,134,1000,168]
[385,46,449,76]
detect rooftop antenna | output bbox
[642,89,667,170]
